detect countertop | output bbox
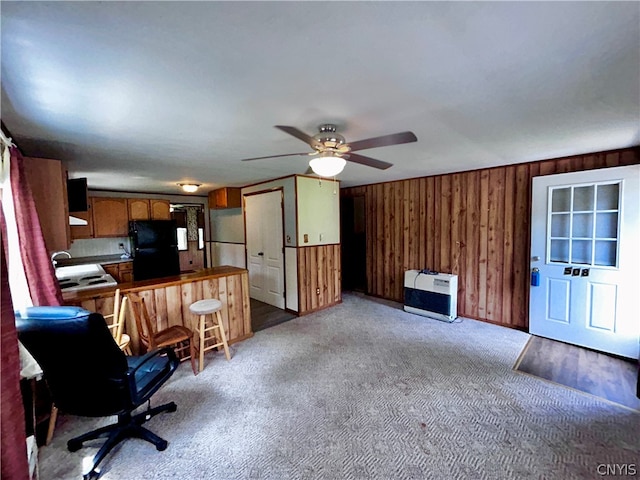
[55,254,133,267]
[62,266,248,301]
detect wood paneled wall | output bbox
[297,244,341,314]
[342,148,639,330]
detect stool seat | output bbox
[189,299,222,315]
[190,298,231,372]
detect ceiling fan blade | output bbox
[240,152,309,161]
[346,153,393,170]
[275,125,322,149]
[347,131,417,152]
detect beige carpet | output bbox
[38,294,639,479]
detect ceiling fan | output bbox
[240,124,417,177]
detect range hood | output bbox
[69,215,88,226]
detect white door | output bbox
[245,191,285,309]
[530,165,640,359]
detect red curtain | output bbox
[1,210,29,480]
[9,146,63,306]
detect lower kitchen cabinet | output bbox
[119,261,134,282]
[101,261,133,283]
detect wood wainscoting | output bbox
[341,147,640,330]
[297,244,341,315]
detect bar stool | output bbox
[189,299,231,372]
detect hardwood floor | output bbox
[250,298,297,332]
[515,335,640,411]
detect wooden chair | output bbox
[127,293,198,375]
[104,289,132,355]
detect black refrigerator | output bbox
[129,220,180,281]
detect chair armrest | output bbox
[128,347,177,374]
[125,347,179,405]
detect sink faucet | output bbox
[51,251,72,266]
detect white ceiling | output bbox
[1,1,639,195]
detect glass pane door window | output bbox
[547,182,620,267]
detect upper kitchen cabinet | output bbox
[69,208,94,240]
[127,198,171,220]
[127,198,151,220]
[150,199,171,219]
[92,197,129,237]
[209,187,241,209]
[22,157,70,251]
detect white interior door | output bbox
[245,191,285,309]
[530,165,640,359]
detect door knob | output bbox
[257,252,264,256]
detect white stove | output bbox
[56,264,118,292]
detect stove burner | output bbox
[80,275,103,281]
[59,281,80,288]
[87,279,108,285]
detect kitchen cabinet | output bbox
[71,196,172,240]
[22,157,70,251]
[119,262,133,282]
[127,198,171,221]
[209,187,241,209]
[101,261,133,283]
[150,199,171,219]
[69,208,94,240]
[102,263,120,281]
[92,197,129,237]
[127,198,150,221]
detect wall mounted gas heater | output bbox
[403,270,458,322]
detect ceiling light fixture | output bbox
[178,183,201,193]
[309,153,346,177]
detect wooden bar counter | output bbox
[63,266,252,354]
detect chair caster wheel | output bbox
[167,402,177,412]
[67,439,83,452]
[156,440,168,451]
[83,468,100,479]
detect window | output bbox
[177,228,188,251]
[547,182,621,268]
[198,227,204,250]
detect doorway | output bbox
[244,190,285,309]
[171,204,205,272]
[529,165,639,359]
[341,195,367,292]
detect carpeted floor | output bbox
[39,294,639,479]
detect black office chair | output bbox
[16,306,180,479]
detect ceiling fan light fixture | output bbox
[313,124,346,150]
[309,154,346,177]
[178,183,201,193]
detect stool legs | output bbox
[197,311,231,372]
[198,314,206,373]
[216,311,231,361]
